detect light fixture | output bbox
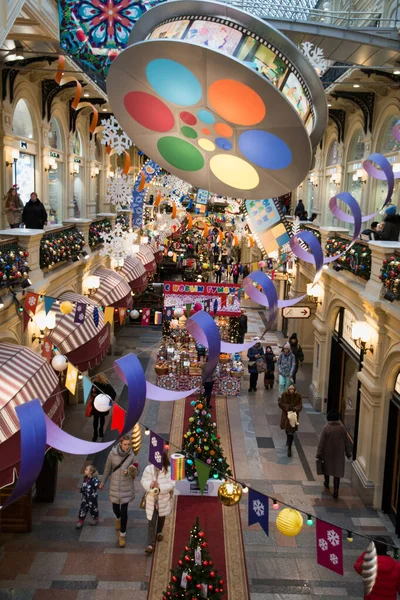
[83,92,90,97]
[306,283,323,305]
[307,515,314,526]
[32,310,55,342]
[85,275,100,296]
[347,530,353,543]
[351,320,374,354]
[0,300,4,309]
[102,108,108,112]
[6,148,19,167]
[272,499,280,510]
[21,277,32,289]
[144,427,150,436]
[15,55,24,60]
[81,251,89,260]
[327,103,332,107]
[141,235,149,244]
[394,70,400,75]
[353,84,360,88]
[241,484,249,494]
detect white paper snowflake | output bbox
[151,436,158,447]
[327,529,340,547]
[318,538,328,551]
[252,498,264,517]
[154,451,162,463]
[100,224,139,264]
[329,553,339,565]
[101,116,132,155]
[44,341,51,353]
[106,168,133,209]
[299,42,327,75]
[28,296,36,306]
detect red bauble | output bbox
[198,531,205,538]
[184,555,190,561]
[202,560,208,567]
[185,546,190,551]
[210,571,215,577]
[108,49,119,61]
[219,579,224,585]
[24,252,29,257]
[172,576,177,582]
[186,575,192,582]
[196,584,201,590]
[0,272,3,278]
[208,585,214,591]
[178,560,183,566]
[201,542,207,548]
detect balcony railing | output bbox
[0,239,30,288]
[380,254,400,301]
[40,227,85,271]
[89,219,112,248]
[325,235,371,280]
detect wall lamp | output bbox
[85,275,100,297]
[6,148,19,167]
[32,311,56,343]
[306,283,323,305]
[351,320,374,354]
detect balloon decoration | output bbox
[130,309,140,320]
[60,301,74,315]
[131,422,142,455]
[361,541,378,596]
[93,393,112,412]
[174,307,184,318]
[276,508,304,537]
[51,354,68,372]
[218,481,243,506]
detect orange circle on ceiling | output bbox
[202,128,211,135]
[208,80,266,126]
[215,123,233,137]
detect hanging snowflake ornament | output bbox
[299,42,327,76]
[99,223,138,264]
[101,116,133,155]
[106,168,133,209]
[252,498,265,517]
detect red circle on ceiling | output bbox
[124,91,174,132]
[202,128,211,135]
[180,111,197,126]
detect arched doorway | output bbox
[383,371,400,534]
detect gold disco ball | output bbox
[218,481,242,507]
[276,508,303,537]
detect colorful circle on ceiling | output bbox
[198,138,215,152]
[181,126,197,139]
[208,80,266,126]
[202,128,211,135]
[215,123,233,137]
[180,111,197,126]
[197,110,215,124]
[210,154,259,190]
[239,130,292,169]
[157,136,204,171]
[146,59,202,106]
[216,137,232,151]
[124,91,174,132]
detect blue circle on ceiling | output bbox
[146,59,202,106]
[197,110,215,124]
[215,137,232,151]
[238,130,292,169]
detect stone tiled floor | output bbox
[0,311,398,600]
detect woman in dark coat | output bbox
[279,384,302,457]
[21,192,47,229]
[247,338,264,392]
[316,411,352,499]
[288,333,304,384]
[90,374,117,441]
[375,206,400,242]
[264,345,276,390]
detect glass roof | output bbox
[225,0,317,20]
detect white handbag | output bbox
[287,410,298,428]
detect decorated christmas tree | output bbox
[183,397,232,481]
[163,517,225,599]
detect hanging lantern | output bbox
[131,422,142,455]
[130,309,140,320]
[170,453,185,481]
[276,508,303,537]
[174,307,184,318]
[217,481,242,507]
[93,393,112,413]
[51,354,68,372]
[60,300,74,315]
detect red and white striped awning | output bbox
[0,343,64,489]
[136,244,156,274]
[48,292,110,372]
[92,268,133,309]
[148,241,163,265]
[119,256,148,293]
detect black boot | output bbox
[324,475,329,489]
[287,435,293,457]
[92,432,98,442]
[333,477,340,499]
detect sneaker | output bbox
[119,535,126,548]
[145,545,153,554]
[157,533,163,542]
[115,518,121,531]
[90,518,99,526]
[76,521,84,529]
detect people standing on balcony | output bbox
[288,333,304,384]
[3,187,23,229]
[277,342,296,396]
[375,206,400,242]
[21,192,48,229]
[278,384,302,457]
[362,221,380,240]
[294,199,305,217]
[309,213,320,225]
[316,411,352,499]
[299,211,309,221]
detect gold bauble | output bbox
[218,481,242,507]
[131,422,142,455]
[60,300,74,315]
[276,508,303,536]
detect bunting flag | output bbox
[44,296,56,314]
[204,299,211,313]
[24,292,39,314]
[141,307,151,326]
[74,302,87,323]
[23,310,30,331]
[149,431,164,469]
[165,306,173,321]
[221,295,227,308]
[93,307,99,327]
[172,252,177,263]
[111,404,125,434]
[119,308,126,325]
[195,459,210,495]
[41,337,52,362]
[83,376,92,405]
[316,520,344,575]
[104,306,114,325]
[186,303,192,319]
[213,299,218,314]
[65,362,78,395]
[248,489,269,535]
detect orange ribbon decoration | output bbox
[187,213,193,229]
[217,229,224,244]
[171,202,177,219]
[137,172,145,191]
[122,151,130,175]
[202,223,209,238]
[154,191,162,207]
[232,234,239,247]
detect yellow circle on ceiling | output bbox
[210,154,259,190]
[198,138,215,152]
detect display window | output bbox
[48,118,64,224]
[373,115,400,213]
[13,153,35,204]
[72,130,83,217]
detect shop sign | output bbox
[20,141,27,149]
[74,158,81,164]
[50,151,60,159]
[282,306,311,318]
[164,281,241,295]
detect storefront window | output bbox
[13,153,35,204]
[326,140,339,167]
[49,118,63,151]
[73,131,82,156]
[380,115,400,155]
[348,129,365,162]
[341,354,359,440]
[49,167,63,224]
[12,99,34,139]
[373,116,400,212]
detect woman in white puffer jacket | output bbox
[141,451,175,554]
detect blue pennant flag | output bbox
[213,299,218,314]
[93,307,99,327]
[44,296,56,314]
[83,377,92,405]
[248,488,269,536]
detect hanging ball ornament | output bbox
[174,307,184,318]
[60,300,74,315]
[51,354,68,372]
[194,302,203,312]
[218,481,243,506]
[130,309,140,320]
[276,508,304,537]
[93,393,112,413]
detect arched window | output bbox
[49,118,63,151]
[12,99,34,139]
[395,372,400,395]
[73,130,82,156]
[379,115,400,155]
[348,129,365,162]
[326,139,339,166]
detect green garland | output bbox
[89,219,112,248]
[116,214,129,231]
[380,255,400,299]
[301,224,321,243]
[0,244,30,287]
[325,236,371,280]
[40,228,85,270]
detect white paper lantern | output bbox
[130,309,140,320]
[168,250,173,257]
[93,393,112,413]
[174,307,184,318]
[51,354,68,372]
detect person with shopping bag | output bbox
[141,451,175,555]
[279,384,303,457]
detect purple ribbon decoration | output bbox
[1,399,46,509]
[361,153,394,220]
[289,230,324,278]
[146,381,199,400]
[186,311,220,382]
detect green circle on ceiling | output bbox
[181,126,198,139]
[157,136,204,172]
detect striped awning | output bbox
[120,256,148,293]
[136,244,157,274]
[48,292,110,371]
[92,268,133,309]
[148,241,163,265]
[0,343,64,488]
